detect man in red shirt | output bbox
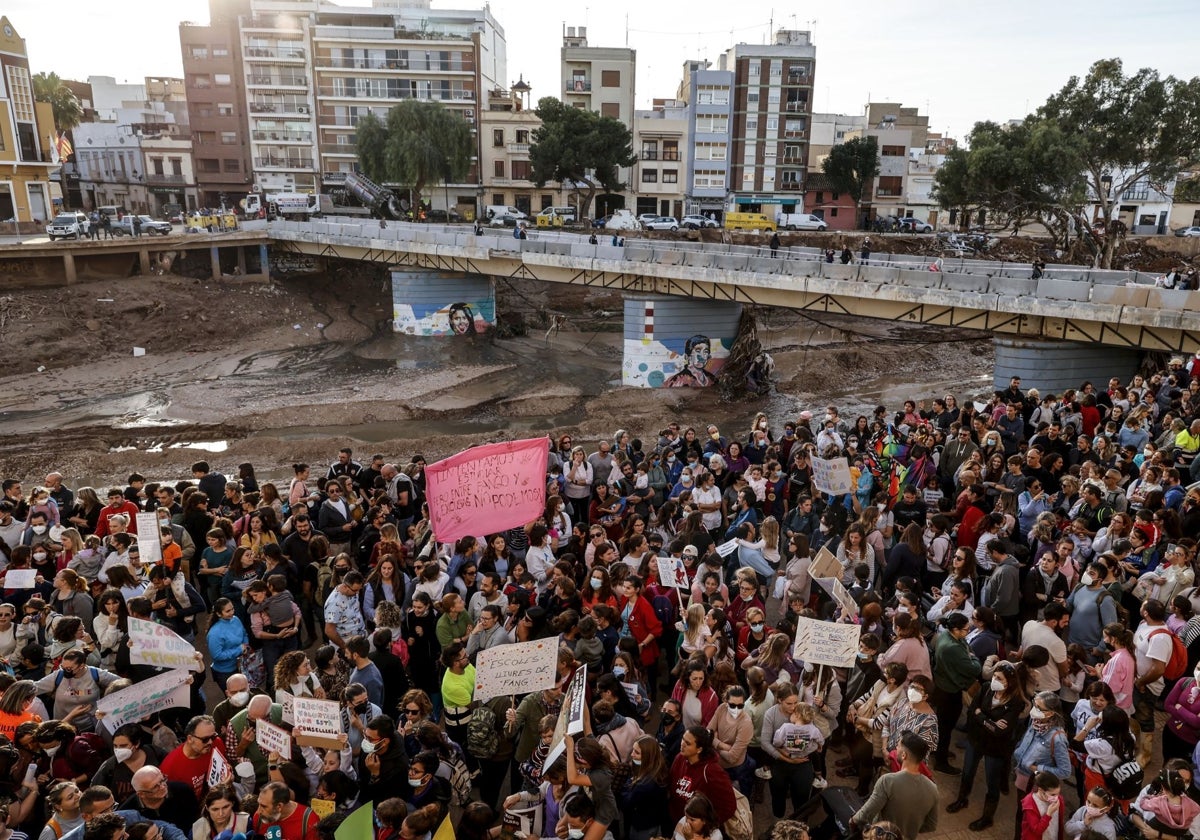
[94,487,141,539]
[252,781,319,840]
[160,715,227,802]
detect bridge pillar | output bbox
[137,249,151,276]
[390,268,495,335]
[210,246,221,281]
[622,295,742,388]
[61,254,76,285]
[236,246,247,276]
[992,337,1140,393]
[260,244,270,281]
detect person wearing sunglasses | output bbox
[159,715,227,802]
[708,685,755,795]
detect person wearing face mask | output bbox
[948,661,1028,829]
[229,694,286,786]
[1064,785,1117,840]
[92,723,161,804]
[1013,692,1072,825]
[706,686,754,795]
[929,612,981,774]
[211,673,255,741]
[1067,561,1121,660]
[402,750,451,814]
[879,675,938,768]
[32,649,119,734]
[1021,771,1066,840]
[1129,759,1200,840]
[657,699,685,765]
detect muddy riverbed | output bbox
[0,269,993,485]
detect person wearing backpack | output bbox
[472,694,516,811]
[1075,706,1143,804]
[1133,599,1183,765]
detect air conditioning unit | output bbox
[463,109,474,121]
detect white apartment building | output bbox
[633,100,688,219]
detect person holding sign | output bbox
[33,649,120,734]
[160,714,227,802]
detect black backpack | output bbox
[1104,755,1144,800]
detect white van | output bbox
[537,206,577,222]
[777,212,827,231]
[485,205,527,221]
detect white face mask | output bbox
[567,831,585,840]
[1086,805,1107,818]
[408,776,424,788]
[31,525,46,535]
[727,707,742,719]
[113,747,134,763]
[631,757,642,766]
[44,745,59,757]
[230,691,250,708]
[907,688,923,704]
[759,421,768,430]
[361,739,379,754]
[33,552,47,562]
[1029,706,1047,720]
[990,678,1005,693]
[1080,573,1095,586]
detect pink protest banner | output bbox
[426,437,549,543]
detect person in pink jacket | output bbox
[875,613,931,682]
[1092,624,1135,713]
[1163,662,1200,761]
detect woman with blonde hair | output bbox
[679,603,712,663]
[742,632,802,685]
[55,528,84,572]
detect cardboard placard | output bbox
[426,437,549,543]
[474,637,560,701]
[657,556,689,590]
[128,617,203,671]
[96,668,191,732]
[207,746,230,788]
[293,696,344,749]
[310,798,336,820]
[335,801,372,840]
[808,546,841,581]
[792,615,860,668]
[4,569,36,589]
[277,690,295,726]
[135,512,163,564]
[543,663,587,769]
[715,538,739,558]
[814,576,860,618]
[256,719,292,760]
[812,456,853,495]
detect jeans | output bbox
[725,756,757,796]
[959,741,1006,800]
[933,686,965,763]
[768,757,814,819]
[262,635,300,691]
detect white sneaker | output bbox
[812,775,828,789]
[755,767,772,780]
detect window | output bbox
[641,143,658,160]
[832,192,840,200]
[746,116,758,132]
[698,91,712,105]
[494,160,504,177]
[221,131,238,144]
[215,73,232,86]
[212,46,229,57]
[695,116,728,134]
[197,158,220,173]
[743,171,755,184]
[223,158,241,173]
[217,103,234,117]
[662,169,678,183]
[882,145,905,157]
[493,129,504,147]
[193,74,212,89]
[695,143,727,161]
[493,193,504,205]
[766,118,778,131]
[747,91,759,104]
[693,169,724,189]
[515,130,529,143]
[151,157,165,175]
[877,176,903,196]
[601,70,621,88]
[830,207,838,217]
[170,158,183,175]
[641,169,657,183]
[512,160,531,180]
[189,46,209,60]
[768,89,781,104]
[601,102,620,119]
[748,62,760,76]
[663,141,679,160]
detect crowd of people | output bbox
[3,354,1200,839]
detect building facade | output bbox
[721,30,816,217]
[0,17,60,222]
[479,87,553,217]
[862,102,929,224]
[633,100,687,219]
[678,61,732,220]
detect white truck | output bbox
[240,192,322,220]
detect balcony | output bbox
[317,86,475,103]
[566,79,592,92]
[641,150,659,161]
[876,188,902,197]
[662,150,681,161]
[778,181,803,191]
[145,173,187,186]
[247,75,308,88]
[785,101,808,112]
[507,143,530,154]
[249,103,312,115]
[783,130,808,139]
[244,47,306,61]
[255,157,314,170]
[252,130,313,143]
[321,144,358,155]
[314,56,471,73]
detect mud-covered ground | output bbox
[0,260,995,486]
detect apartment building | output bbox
[633,100,687,219]
[561,25,635,214]
[479,86,558,217]
[179,0,253,207]
[721,30,816,216]
[678,61,733,219]
[0,17,61,222]
[863,102,929,223]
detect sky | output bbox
[7,0,1200,141]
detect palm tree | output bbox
[32,72,83,132]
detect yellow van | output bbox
[723,212,777,232]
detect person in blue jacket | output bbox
[206,597,249,693]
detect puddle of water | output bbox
[170,440,229,452]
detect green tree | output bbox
[1175,176,1200,205]
[354,100,473,208]
[528,97,636,217]
[1038,58,1200,267]
[32,72,82,131]
[821,136,879,224]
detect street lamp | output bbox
[476,183,485,223]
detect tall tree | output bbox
[353,100,472,207]
[528,97,636,217]
[1038,58,1200,267]
[32,72,82,131]
[821,136,879,224]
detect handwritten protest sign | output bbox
[715,538,739,558]
[544,664,587,769]
[293,696,343,749]
[657,556,689,590]
[474,637,560,701]
[808,547,841,581]
[311,798,336,820]
[814,576,859,619]
[425,438,549,543]
[793,616,860,668]
[277,690,295,726]
[257,719,292,760]
[811,456,853,495]
[135,512,163,564]
[207,747,230,789]
[502,805,543,840]
[4,569,35,589]
[129,617,202,671]
[97,668,191,732]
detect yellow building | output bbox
[0,17,61,222]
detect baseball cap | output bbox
[682,545,698,557]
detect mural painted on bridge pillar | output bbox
[622,298,740,388]
[393,299,495,336]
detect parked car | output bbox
[643,216,679,231]
[46,212,90,240]
[489,213,521,228]
[899,217,934,233]
[682,214,720,230]
[1175,226,1200,237]
[591,214,613,229]
[427,209,464,223]
[113,215,173,236]
[637,213,659,227]
[777,213,827,231]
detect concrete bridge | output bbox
[267,217,1197,389]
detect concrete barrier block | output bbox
[820,262,858,281]
[1036,277,1091,302]
[594,245,626,261]
[433,232,458,246]
[1090,285,1150,308]
[543,242,574,256]
[1146,289,1198,311]
[997,266,1034,279]
[683,251,714,268]
[569,244,597,259]
[860,265,900,284]
[939,272,989,293]
[748,258,778,274]
[653,249,683,265]
[1090,271,1129,286]
[521,240,547,253]
[896,269,943,289]
[1044,267,1087,282]
[987,277,1037,296]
